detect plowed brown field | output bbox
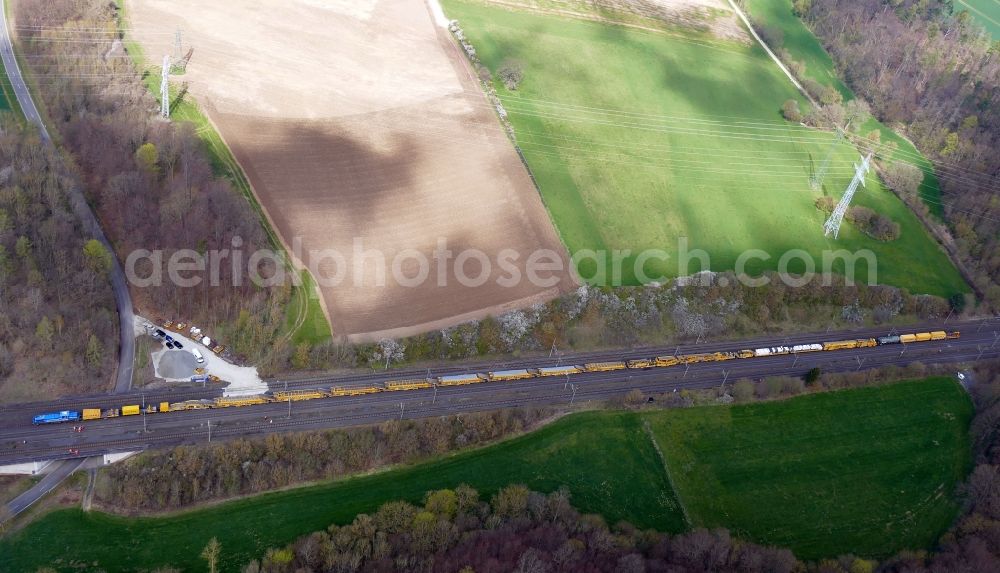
[128,0,574,340]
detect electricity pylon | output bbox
[823,153,871,239]
[160,55,170,118]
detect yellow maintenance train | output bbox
[32,330,959,424]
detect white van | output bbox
[191,348,205,364]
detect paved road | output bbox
[1,319,996,468]
[0,0,134,521]
[4,458,86,516]
[0,1,134,393]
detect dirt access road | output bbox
[127,0,575,340]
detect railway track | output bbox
[1,325,994,466]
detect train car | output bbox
[654,356,680,367]
[32,411,81,425]
[823,338,876,351]
[384,379,434,391]
[693,351,737,362]
[736,349,755,358]
[439,373,487,386]
[330,386,382,396]
[626,359,653,369]
[82,408,102,421]
[876,335,900,345]
[930,331,947,340]
[159,402,171,413]
[168,400,213,410]
[487,369,533,382]
[583,361,627,372]
[791,344,823,353]
[121,405,141,416]
[536,365,582,377]
[214,396,270,408]
[273,389,327,401]
[753,346,792,357]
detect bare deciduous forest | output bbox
[97,407,554,512]
[13,0,290,366]
[0,119,117,401]
[797,0,1000,303]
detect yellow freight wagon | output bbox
[214,396,270,408]
[273,389,327,401]
[159,402,171,413]
[439,374,486,386]
[121,405,141,416]
[626,359,653,369]
[655,356,680,367]
[169,400,212,410]
[930,331,947,340]
[487,369,533,381]
[900,334,918,343]
[535,366,581,377]
[823,339,875,351]
[584,361,627,372]
[82,409,102,421]
[737,349,755,359]
[330,386,382,396]
[384,379,433,391]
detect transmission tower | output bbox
[810,122,849,190]
[823,153,871,239]
[160,55,170,118]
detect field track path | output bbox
[642,419,694,528]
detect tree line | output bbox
[276,276,954,375]
[790,0,1000,306]
[0,117,117,401]
[13,0,290,365]
[95,407,554,512]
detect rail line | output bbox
[27,329,960,426]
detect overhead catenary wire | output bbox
[13,20,999,215]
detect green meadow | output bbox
[1,378,972,570]
[442,0,966,296]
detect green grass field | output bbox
[0,411,679,572]
[442,0,965,296]
[956,0,1000,39]
[1,378,972,571]
[646,378,973,559]
[745,0,947,217]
